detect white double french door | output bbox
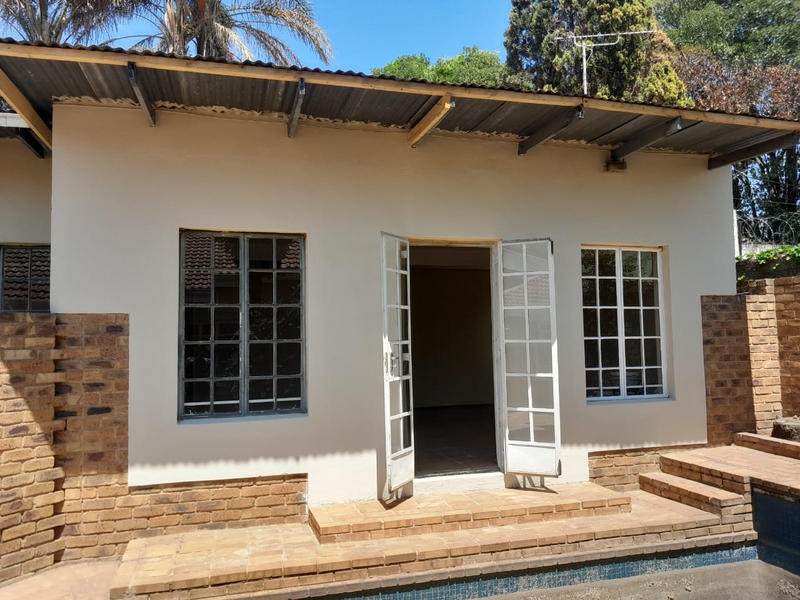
[380,234,562,498]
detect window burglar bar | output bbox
[0,246,50,312]
[179,231,305,419]
[581,247,666,401]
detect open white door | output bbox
[382,233,414,496]
[498,239,562,476]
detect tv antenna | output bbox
[555,30,657,95]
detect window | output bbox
[0,246,50,312]
[180,231,305,418]
[581,247,665,400]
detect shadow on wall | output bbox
[0,312,309,585]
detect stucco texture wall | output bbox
[49,105,736,505]
[0,139,51,244]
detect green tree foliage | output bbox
[373,46,509,87]
[658,0,800,225]
[503,0,693,107]
[639,59,691,106]
[655,0,800,67]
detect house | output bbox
[1,39,799,520]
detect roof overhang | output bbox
[0,38,797,167]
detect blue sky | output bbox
[1,1,511,74]
[292,0,511,73]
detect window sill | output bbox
[586,395,672,406]
[178,410,308,425]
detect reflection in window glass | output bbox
[0,246,50,312]
[180,232,305,418]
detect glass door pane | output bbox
[499,239,561,476]
[382,233,414,495]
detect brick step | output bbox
[660,451,752,496]
[639,472,745,515]
[309,483,631,543]
[660,445,800,499]
[734,432,800,460]
[110,491,750,600]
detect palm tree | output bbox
[120,0,332,65]
[0,0,143,44]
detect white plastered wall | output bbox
[50,105,736,505]
[0,139,51,244]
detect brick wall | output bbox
[588,445,704,491]
[0,312,307,582]
[591,278,792,490]
[773,276,800,417]
[702,285,782,445]
[0,313,66,583]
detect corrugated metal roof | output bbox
[0,37,797,157]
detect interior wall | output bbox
[410,264,494,408]
[0,139,51,244]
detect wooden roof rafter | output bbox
[408,94,454,148]
[0,66,52,152]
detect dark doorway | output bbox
[410,246,498,477]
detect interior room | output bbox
[410,245,497,477]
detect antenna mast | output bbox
[555,30,657,96]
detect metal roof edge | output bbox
[0,37,798,133]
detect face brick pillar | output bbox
[53,314,131,559]
[0,313,67,583]
[773,276,800,418]
[702,282,782,446]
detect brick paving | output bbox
[310,482,631,542]
[734,432,800,460]
[662,444,800,497]
[639,472,744,514]
[109,488,749,599]
[0,560,118,600]
[4,442,797,600]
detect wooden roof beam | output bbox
[518,107,584,156]
[287,78,305,138]
[610,117,682,164]
[127,62,155,127]
[708,132,800,169]
[0,67,51,150]
[408,94,454,147]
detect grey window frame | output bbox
[581,245,668,402]
[179,230,306,420]
[0,245,51,312]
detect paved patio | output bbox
[0,560,118,600]
[2,435,797,600]
[109,487,750,599]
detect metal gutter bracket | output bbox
[14,128,45,158]
[517,106,584,156]
[127,62,156,127]
[708,132,800,170]
[287,78,306,139]
[606,117,682,171]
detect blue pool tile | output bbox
[325,544,759,600]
